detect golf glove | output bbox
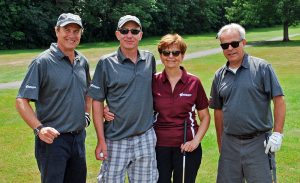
[85,112,91,127]
[264,132,283,154]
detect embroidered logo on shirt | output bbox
[179,93,192,97]
[90,84,100,89]
[25,85,36,89]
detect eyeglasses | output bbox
[220,40,243,50]
[161,50,181,57]
[118,28,141,35]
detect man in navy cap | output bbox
[88,15,158,182]
[16,13,91,183]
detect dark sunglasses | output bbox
[220,40,243,50]
[118,28,141,35]
[161,50,181,57]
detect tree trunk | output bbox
[283,21,289,42]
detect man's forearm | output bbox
[85,95,92,114]
[92,100,106,142]
[16,98,41,129]
[273,96,286,133]
[214,109,223,151]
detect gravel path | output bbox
[1,34,299,90]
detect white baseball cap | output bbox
[56,13,83,28]
[117,15,141,29]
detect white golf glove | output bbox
[264,132,283,154]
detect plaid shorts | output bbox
[97,128,158,183]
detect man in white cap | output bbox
[16,13,91,183]
[88,15,158,182]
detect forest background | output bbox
[1,0,299,49]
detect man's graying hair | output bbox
[216,23,246,40]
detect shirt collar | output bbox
[117,47,145,64]
[162,66,188,84]
[50,43,80,62]
[225,53,249,71]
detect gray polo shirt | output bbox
[17,43,91,133]
[209,54,283,135]
[88,48,156,140]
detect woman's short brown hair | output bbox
[158,33,187,55]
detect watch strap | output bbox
[34,124,44,136]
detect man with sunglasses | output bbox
[209,23,286,183]
[88,15,158,182]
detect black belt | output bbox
[228,131,268,140]
[62,129,83,135]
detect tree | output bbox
[150,0,189,35]
[226,0,300,41]
[150,0,229,35]
[277,0,300,41]
[76,0,115,42]
[0,0,75,49]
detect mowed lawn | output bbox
[0,26,299,182]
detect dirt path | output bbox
[1,34,299,90]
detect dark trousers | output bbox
[35,130,86,183]
[156,145,202,183]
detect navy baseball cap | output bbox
[117,15,141,29]
[56,13,83,28]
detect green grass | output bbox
[1,26,300,182]
[0,25,299,83]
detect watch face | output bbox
[34,125,43,136]
[34,128,39,136]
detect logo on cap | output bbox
[56,13,83,28]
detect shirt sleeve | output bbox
[209,69,224,109]
[195,79,209,110]
[85,60,91,88]
[16,60,41,101]
[263,64,284,98]
[151,54,156,74]
[87,59,107,101]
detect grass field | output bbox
[0,25,299,182]
[0,25,299,83]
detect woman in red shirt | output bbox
[153,33,210,183]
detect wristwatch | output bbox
[33,124,44,136]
